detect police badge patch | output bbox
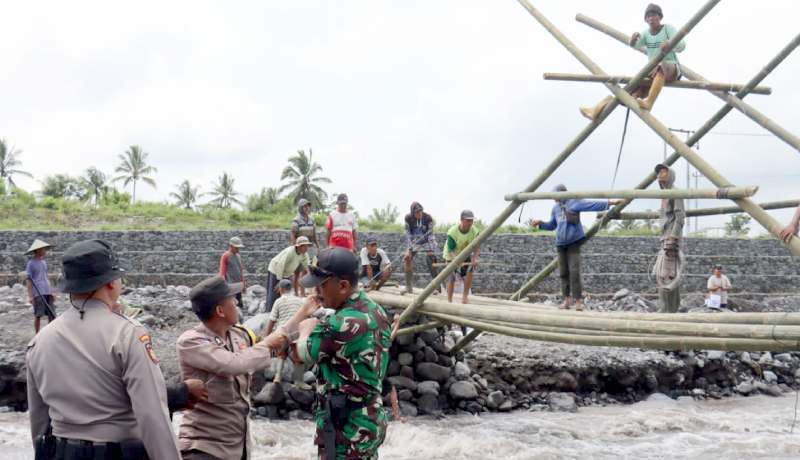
[215,337,224,346]
[144,343,158,364]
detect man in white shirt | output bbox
[707,264,732,308]
[360,237,392,292]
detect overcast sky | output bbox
[2,1,799,235]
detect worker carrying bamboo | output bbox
[529,184,621,311]
[653,164,685,313]
[580,3,686,120]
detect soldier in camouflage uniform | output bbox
[267,247,391,460]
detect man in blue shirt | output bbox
[530,185,620,311]
[25,239,55,333]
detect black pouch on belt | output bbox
[561,203,581,225]
[34,423,55,460]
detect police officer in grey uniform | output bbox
[26,239,182,460]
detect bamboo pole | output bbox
[575,14,800,154]
[395,320,447,337]
[506,186,758,202]
[448,328,483,356]
[481,318,664,338]
[423,311,798,352]
[431,262,506,267]
[543,73,772,95]
[599,200,800,220]
[511,7,800,301]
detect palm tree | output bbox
[207,172,242,208]
[82,167,108,207]
[278,149,331,211]
[170,180,203,210]
[0,138,33,187]
[614,219,642,232]
[113,145,157,203]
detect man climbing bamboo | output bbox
[654,164,685,313]
[580,3,686,120]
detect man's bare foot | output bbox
[462,297,470,305]
[560,302,570,310]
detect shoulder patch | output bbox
[145,343,158,364]
[239,343,247,350]
[139,334,151,343]
[196,338,212,344]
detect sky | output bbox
[2,0,799,235]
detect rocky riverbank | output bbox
[1,284,798,419]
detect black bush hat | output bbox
[57,239,132,294]
[300,247,360,288]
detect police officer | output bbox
[26,239,182,459]
[176,275,282,460]
[268,247,392,459]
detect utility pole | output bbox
[665,128,698,236]
[692,170,703,232]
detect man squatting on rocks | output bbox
[529,184,621,311]
[403,202,438,293]
[326,193,358,254]
[291,198,322,297]
[707,264,732,309]
[655,163,685,313]
[25,239,56,333]
[176,275,284,460]
[360,237,392,292]
[27,239,208,460]
[265,278,312,390]
[443,210,481,305]
[267,247,391,460]
[579,3,685,120]
[265,236,312,312]
[219,236,247,310]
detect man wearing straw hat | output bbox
[26,239,183,459]
[266,236,312,312]
[25,239,56,333]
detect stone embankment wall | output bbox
[1,230,799,294]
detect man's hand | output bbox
[630,32,641,46]
[780,225,798,243]
[529,219,543,228]
[185,379,208,408]
[273,284,280,293]
[609,200,622,206]
[263,332,289,350]
[29,296,34,305]
[426,251,434,258]
[298,318,319,338]
[660,40,670,53]
[403,250,412,261]
[243,286,247,294]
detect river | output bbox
[2,395,799,459]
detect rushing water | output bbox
[2,395,800,459]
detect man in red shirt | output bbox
[325,193,358,253]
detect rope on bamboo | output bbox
[716,185,734,199]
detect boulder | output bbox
[416,362,451,385]
[397,353,414,367]
[289,387,315,406]
[486,391,505,409]
[398,401,418,417]
[759,352,773,364]
[763,371,778,383]
[423,346,438,363]
[243,313,270,335]
[389,376,418,392]
[735,382,753,394]
[449,381,478,400]
[741,352,751,363]
[416,394,440,415]
[547,393,577,413]
[400,366,415,380]
[706,350,726,360]
[417,380,440,396]
[419,329,440,345]
[645,393,674,404]
[465,401,483,414]
[395,333,413,347]
[765,385,783,397]
[454,362,471,380]
[612,289,630,301]
[288,410,315,421]
[498,400,514,411]
[775,353,794,363]
[254,382,285,405]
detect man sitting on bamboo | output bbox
[580,3,686,120]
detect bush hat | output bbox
[57,239,132,294]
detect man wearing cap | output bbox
[265,279,310,389]
[655,163,685,313]
[325,193,358,253]
[530,185,621,311]
[402,202,438,293]
[707,265,732,309]
[266,236,312,312]
[443,210,481,304]
[267,247,392,459]
[291,198,322,297]
[25,239,56,333]
[177,275,282,460]
[579,3,685,120]
[360,237,393,292]
[220,236,247,309]
[26,239,183,459]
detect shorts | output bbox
[408,244,435,259]
[632,61,680,98]
[446,256,473,283]
[33,295,54,318]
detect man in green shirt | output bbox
[580,3,685,119]
[266,236,311,312]
[443,210,481,304]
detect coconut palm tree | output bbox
[278,149,331,211]
[82,167,109,207]
[170,180,203,210]
[207,172,242,208]
[113,145,157,203]
[0,138,33,187]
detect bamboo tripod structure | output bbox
[392,1,800,355]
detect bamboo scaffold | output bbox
[542,73,772,95]
[505,186,758,202]
[598,199,800,220]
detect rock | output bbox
[398,401,418,417]
[547,393,577,413]
[696,359,705,369]
[554,371,579,392]
[249,285,266,296]
[416,362,450,385]
[416,394,440,415]
[612,289,630,301]
[423,346,438,363]
[454,362,471,380]
[765,385,783,397]
[398,389,413,401]
[477,378,488,391]
[303,371,316,384]
[395,333,413,347]
[676,396,696,406]
[417,380,440,396]
[775,353,794,363]
[138,315,157,327]
[735,382,753,394]
[397,353,414,367]
[741,352,751,363]
[264,405,280,420]
[243,313,270,335]
[254,382,285,405]
[498,400,515,411]
[759,352,773,364]
[419,329,440,345]
[449,381,479,400]
[289,387,315,406]
[486,391,505,409]
[438,355,452,367]
[691,388,706,396]
[763,371,778,383]
[387,361,400,377]
[465,401,483,414]
[288,410,315,421]
[753,381,768,391]
[257,406,267,417]
[389,376,418,392]
[794,368,800,379]
[706,350,726,360]
[645,393,674,404]
[400,366,415,380]
[247,300,261,316]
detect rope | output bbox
[716,185,734,199]
[651,246,685,290]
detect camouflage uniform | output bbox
[298,290,391,460]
